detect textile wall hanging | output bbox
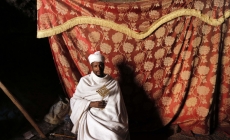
[37,0,230,135]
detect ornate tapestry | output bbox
[37,0,230,135]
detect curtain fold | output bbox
[37,0,230,135]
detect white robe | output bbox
[70,71,129,140]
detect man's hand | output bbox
[89,101,107,108]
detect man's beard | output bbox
[95,71,104,77]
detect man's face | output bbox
[91,62,105,77]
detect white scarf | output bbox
[70,72,129,140]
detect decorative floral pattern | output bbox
[37,0,230,135]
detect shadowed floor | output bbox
[8,116,230,140]
[10,115,171,140]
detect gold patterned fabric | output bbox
[37,0,230,136]
[96,85,110,98]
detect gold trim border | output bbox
[37,9,230,39]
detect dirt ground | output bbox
[11,116,76,140]
[8,111,173,140]
[11,115,171,140]
[9,115,230,140]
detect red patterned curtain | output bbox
[37,0,230,135]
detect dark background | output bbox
[0,0,66,138]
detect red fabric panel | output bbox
[37,0,230,135]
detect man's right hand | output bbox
[89,101,106,108]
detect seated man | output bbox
[70,51,129,140]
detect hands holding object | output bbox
[89,100,107,108]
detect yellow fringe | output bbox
[37,9,230,39]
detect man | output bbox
[70,51,129,140]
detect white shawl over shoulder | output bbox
[70,72,129,140]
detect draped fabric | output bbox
[37,0,230,135]
[70,72,129,139]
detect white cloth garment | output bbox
[88,51,105,64]
[70,71,129,140]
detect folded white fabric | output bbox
[88,51,105,64]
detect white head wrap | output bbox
[88,51,105,64]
